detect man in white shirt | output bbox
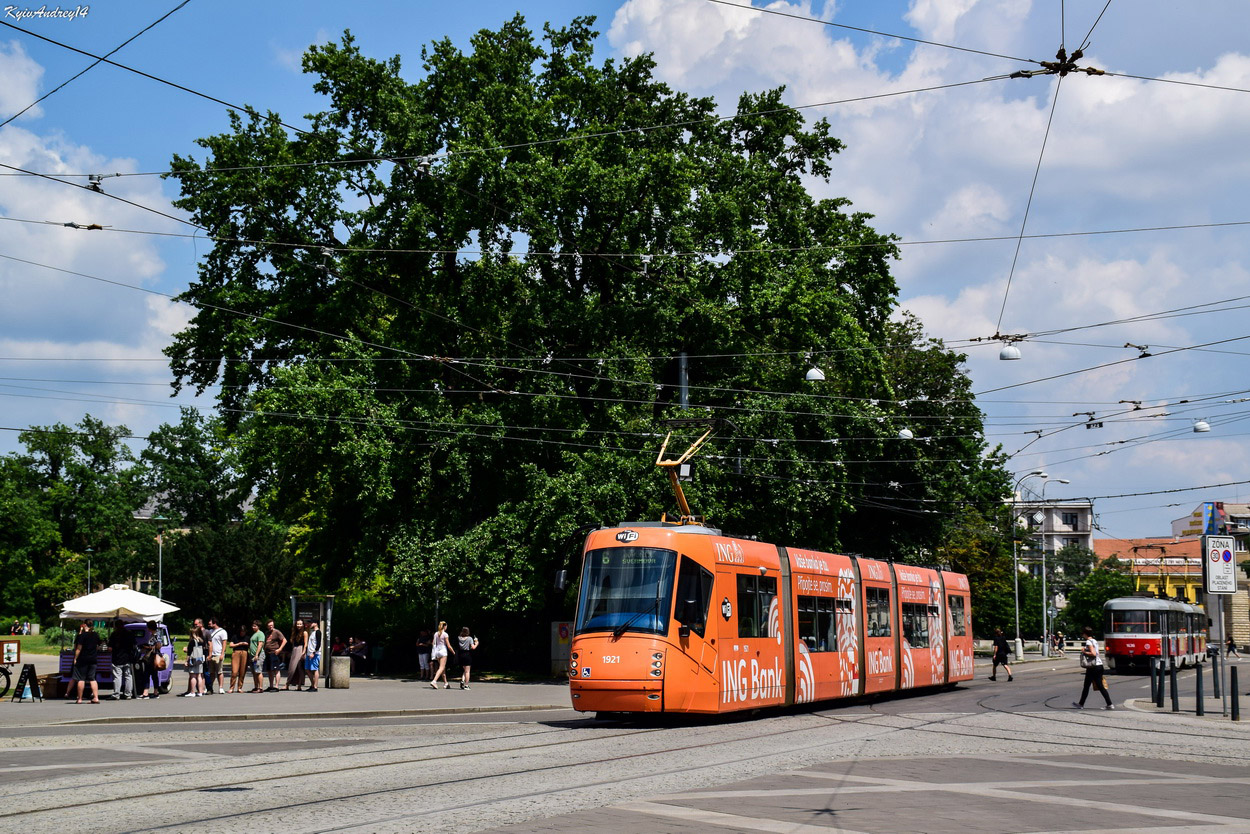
[205,617,228,695]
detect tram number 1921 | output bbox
[602,656,621,664]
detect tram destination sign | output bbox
[1203,535,1237,595]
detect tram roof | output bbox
[1103,596,1196,612]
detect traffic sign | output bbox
[1204,535,1237,594]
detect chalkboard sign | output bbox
[11,664,42,702]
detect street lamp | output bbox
[85,547,93,594]
[1040,477,1071,658]
[1011,471,1047,659]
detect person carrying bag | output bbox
[1073,626,1114,710]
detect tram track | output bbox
[0,702,921,825]
[11,671,1247,830]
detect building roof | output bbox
[1093,536,1202,576]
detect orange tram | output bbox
[568,522,975,715]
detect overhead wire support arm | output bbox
[1006,47,1106,79]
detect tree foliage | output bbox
[162,519,297,630]
[1055,557,1135,637]
[0,417,151,618]
[161,16,1010,614]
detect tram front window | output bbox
[1107,611,1159,634]
[576,547,677,636]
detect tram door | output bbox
[861,584,896,694]
[716,567,785,711]
[669,554,718,712]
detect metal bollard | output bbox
[1170,662,1179,713]
[1213,653,1221,699]
[1149,658,1158,702]
[1196,663,1204,717]
[1156,659,1165,708]
[1232,666,1240,722]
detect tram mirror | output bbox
[553,570,568,591]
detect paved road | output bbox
[1,660,1246,833]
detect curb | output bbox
[27,703,572,727]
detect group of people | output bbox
[8,620,31,635]
[184,617,323,695]
[67,617,480,702]
[67,616,324,703]
[986,624,1114,710]
[416,622,479,690]
[68,619,170,703]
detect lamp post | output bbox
[85,547,93,594]
[1012,471,1047,660]
[1040,477,1070,658]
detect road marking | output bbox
[614,801,870,833]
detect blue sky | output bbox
[3,0,1250,542]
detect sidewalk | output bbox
[0,654,571,728]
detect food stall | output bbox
[58,585,179,695]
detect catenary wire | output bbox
[0,0,193,131]
[702,0,1039,65]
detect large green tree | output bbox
[0,417,151,618]
[163,16,1009,613]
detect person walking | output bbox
[181,624,207,697]
[285,619,307,691]
[457,627,479,690]
[228,624,250,693]
[430,621,455,689]
[416,629,432,681]
[205,617,228,694]
[989,627,1013,682]
[106,618,135,700]
[69,620,102,704]
[1227,637,1241,659]
[247,620,265,693]
[263,619,287,691]
[1073,626,1115,710]
[304,620,322,692]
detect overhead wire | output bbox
[994,76,1064,334]
[702,0,1039,65]
[0,0,193,132]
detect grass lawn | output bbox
[3,632,70,656]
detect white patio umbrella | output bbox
[59,584,180,621]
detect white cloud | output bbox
[0,40,44,122]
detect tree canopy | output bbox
[160,16,1010,614]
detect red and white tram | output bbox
[567,522,975,714]
[1102,596,1207,671]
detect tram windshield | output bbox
[1106,610,1160,634]
[576,547,677,636]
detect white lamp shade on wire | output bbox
[805,366,826,382]
[999,344,1022,360]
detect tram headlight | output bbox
[652,652,663,660]
[571,652,579,662]
[650,669,662,676]
[652,660,662,668]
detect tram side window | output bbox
[901,603,930,648]
[674,556,714,637]
[866,586,892,638]
[947,595,967,636]
[797,595,837,652]
[737,574,779,639]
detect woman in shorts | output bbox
[457,627,479,690]
[182,624,206,697]
[429,621,455,689]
